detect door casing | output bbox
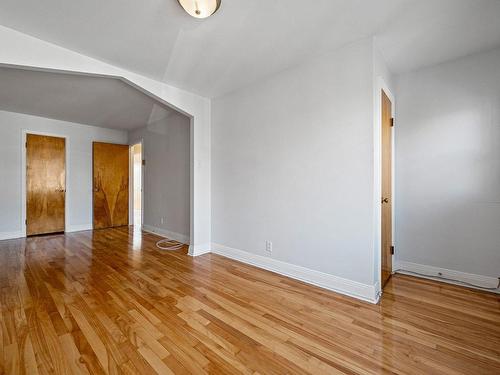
[373,77,396,299]
[129,141,144,227]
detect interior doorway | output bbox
[131,143,143,228]
[26,133,66,236]
[381,89,393,288]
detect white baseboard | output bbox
[188,243,211,257]
[0,231,23,241]
[142,225,190,245]
[0,224,92,240]
[393,260,500,293]
[211,243,379,303]
[66,224,93,233]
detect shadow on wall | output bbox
[129,112,191,242]
[395,49,500,279]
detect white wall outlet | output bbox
[265,240,272,253]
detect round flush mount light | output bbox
[177,0,221,19]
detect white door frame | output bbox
[21,129,70,236]
[373,77,396,298]
[129,140,144,228]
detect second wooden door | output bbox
[93,142,129,229]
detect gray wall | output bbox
[211,38,377,285]
[395,47,500,278]
[0,110,127,239]
[129,112,190,242]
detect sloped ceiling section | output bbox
[0,0,500,97]
[376,0,500,74]
[0,67,172,130]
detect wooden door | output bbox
[26,134,66,236]
[93,142,129,229]
[381,90,393,288]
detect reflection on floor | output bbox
[0,227,499,374]
[134,209,141,228]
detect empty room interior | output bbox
[0,1,499,374]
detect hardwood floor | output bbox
[0,228,499,374]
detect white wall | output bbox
[0,110,127,239]
[129,113,190,243]
[373,42,395,94]
[211,38,377,292]
[395,47,500,279]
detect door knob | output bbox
[382,197,389,204]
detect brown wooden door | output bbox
[26,134,66,236]
[381,90,393,288]
[93,142,129,229]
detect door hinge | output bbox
[25,141,28,148]
[390,245,395,255]
[25,219,27,225]
[390,118,394,127]
[142,159,146,166]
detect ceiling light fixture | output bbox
[177,0,221,19]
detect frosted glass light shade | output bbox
[177,0,221,19]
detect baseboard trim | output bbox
[188,243,211,257]
[211,243,378,303]
[393,260,500,294]
[142,225,190,245]
[1,225,93,240]
[66,224,92,233]
[0,231,23,241]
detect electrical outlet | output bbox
[265,240,272,253]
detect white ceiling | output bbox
[0,0,499,98]
[0,67,173,130]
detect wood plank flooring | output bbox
[0,227,499,374]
